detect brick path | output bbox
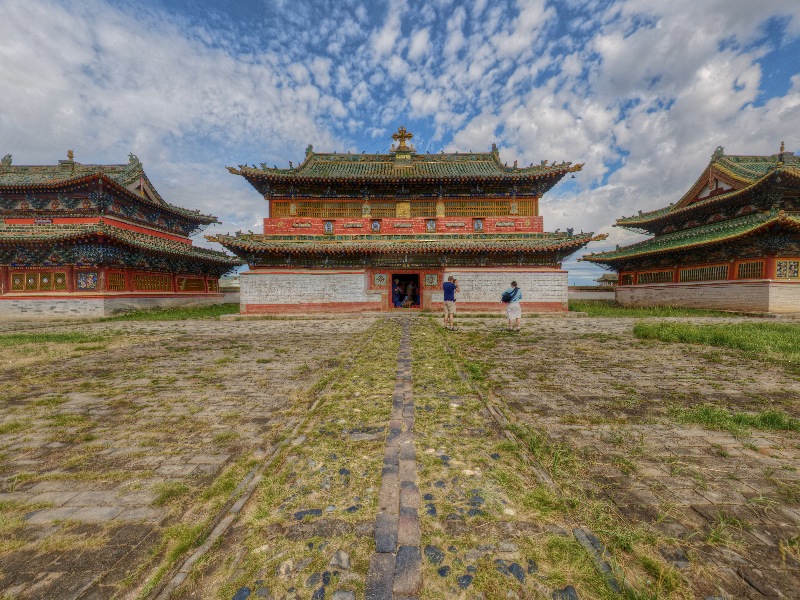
[2,315,799,599]
[366,318,422,599]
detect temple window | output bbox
[177,277,205,292]
[679,265,728,282]
[737,261,764,279]
[134,273,172,291]
[636,270,673,284]
[10,271,68,292]
[106,271,127,291]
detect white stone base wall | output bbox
[569,289,616,300]
[0,295,226,319]
[431,268,568,311]
[241,270,382,313]
[616,281,800,313]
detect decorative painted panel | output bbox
[76,271,98,291]
[424,274,439,287]
[776,260,800,278]
[374,273,388,286]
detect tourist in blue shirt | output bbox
[502,280,522,331]
[442,275,460,330]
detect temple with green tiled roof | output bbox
[210,127,599,314]
[582,144,800,313]
[0,151,241,317]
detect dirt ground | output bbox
[0,314,798,600]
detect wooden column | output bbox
[0,266,7,295]
[765,256,776,279]
[66,265,75,292]
[127,268,135,292]
[728,260,736,280]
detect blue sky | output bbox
[2,0,799,283]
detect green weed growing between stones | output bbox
[670,404,800,434]
[0,332,109,346]
[633,321,800,371]
[569,300,726,317]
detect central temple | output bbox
[210,127,597,313]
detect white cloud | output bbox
[407,28,430,62]
[1,0,799,284]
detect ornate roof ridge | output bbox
[230,151,582,177]
[585,208,798,263]
[207,231,597,255]
[0,222,241,264]
[616,165,800,229]
[0,156,219,225]
[227,127,582,180]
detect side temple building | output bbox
[209,127,599,314]
[583,145,800,313]
[0,152,240,317]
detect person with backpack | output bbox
[501,280,522,331]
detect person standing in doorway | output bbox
[442,275,460,330]
[502,280,522,331]
[392,279,403,308]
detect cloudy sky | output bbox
[2,0,799,283]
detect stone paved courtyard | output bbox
[0,314,798,599]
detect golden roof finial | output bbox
[67,149,74,161]
[391,126,414,152]
[780,141,785,153]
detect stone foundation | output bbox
[241,270,383,314]
[0,294,226,319]
[432,268,568,312]
[241,268,569,313]
[615,281,800,313]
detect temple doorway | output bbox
[391,274,420,309]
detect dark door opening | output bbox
[391,274,420,308]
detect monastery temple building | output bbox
[210,127,599,314]
[584,144,800,313]
[0,152,241,317]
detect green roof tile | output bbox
[232,148,582,182]
[585,210,800,264]
[208,231,594,255]
[0,155,218,225]
[0,222,241,265]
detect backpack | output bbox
[501,288,518,303]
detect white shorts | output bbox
[506,302,522,320]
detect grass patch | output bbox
[0,420,26,434]
[672,404,800,434]
[570,300,725,318]
[463,360,488,381]
[101,303,239,322]
[0,332,108,346]
[213,431,239,445]
[153,482,191,506]
[509,423,579,477]
[633,321,800,370]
